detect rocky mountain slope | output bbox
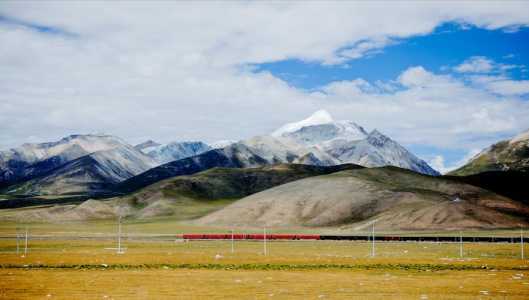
[274,110,439,175]
[0,134,127,188]
[450,129,529,176]
[117,143,269,193]
[198,166,529,230]
[134,140,161,152]
[6,144,157,195]
[119,110,439,194]
[144,141,211,164]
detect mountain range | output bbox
[1,114,528,231]
[0,110,439,196]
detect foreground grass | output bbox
[0,238,529,299]
[3,268,529,299]
[1,220,529,298]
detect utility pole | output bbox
[15,228,19,255]
[371,222,376,258]
[117,216,124,254]
[459,231,463,258]
[24,227,28,256]
[231,229,234,254]
[263,227,267,256]
[521,228,525,260]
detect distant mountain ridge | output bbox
[450,129,529,176]
[1,110,439,196]
[0,134,126,188]
[6,143,157,195]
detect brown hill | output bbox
[197,167,529,231]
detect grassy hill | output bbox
[0,164,362,222]
[450,138,529,176]
[445,170,529,205]
[198,166,529,231]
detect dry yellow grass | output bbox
[3,268,529,299]
[1,220,529,299]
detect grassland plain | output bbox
[1,220,529,298]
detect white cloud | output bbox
[485,79,529,96]
[470,75,529,96]
[317,66,529,151]
[398,66,440,87]
[454,56,520,74]
[1,1,529,152]
[454,56,495,73]
[428,149,481,174]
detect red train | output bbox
[179,234,527,243]
[181,233,320,240]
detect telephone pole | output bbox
[15,228,19,254]
[231,229,234,254]
[459,231,463,258]
[117,216,124,254]
[521,228,525,260]
[371,222,376,257]
[24,227,28,256]
[263,227,267,256]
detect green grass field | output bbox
[1,220,529,299]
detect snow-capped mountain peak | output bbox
[268,112,439,175]
[272,110,334,137]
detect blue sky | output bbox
[254,23,529,90]
[1,2,529,173]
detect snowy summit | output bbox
[272,110,334,137]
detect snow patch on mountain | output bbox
[146,141,211,164]
[209,140,237,149]
[134,140,161,153]
[272,110,334,137]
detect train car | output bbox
[180,233,526,243]
[181,233,321,240]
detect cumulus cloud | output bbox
[454,56,495,73]
[469,75,529,96]
[317,66,529,151]
[486,79,529,95]
[427,149,482,174]
[455,56,519,74]
[1,1,529,154]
